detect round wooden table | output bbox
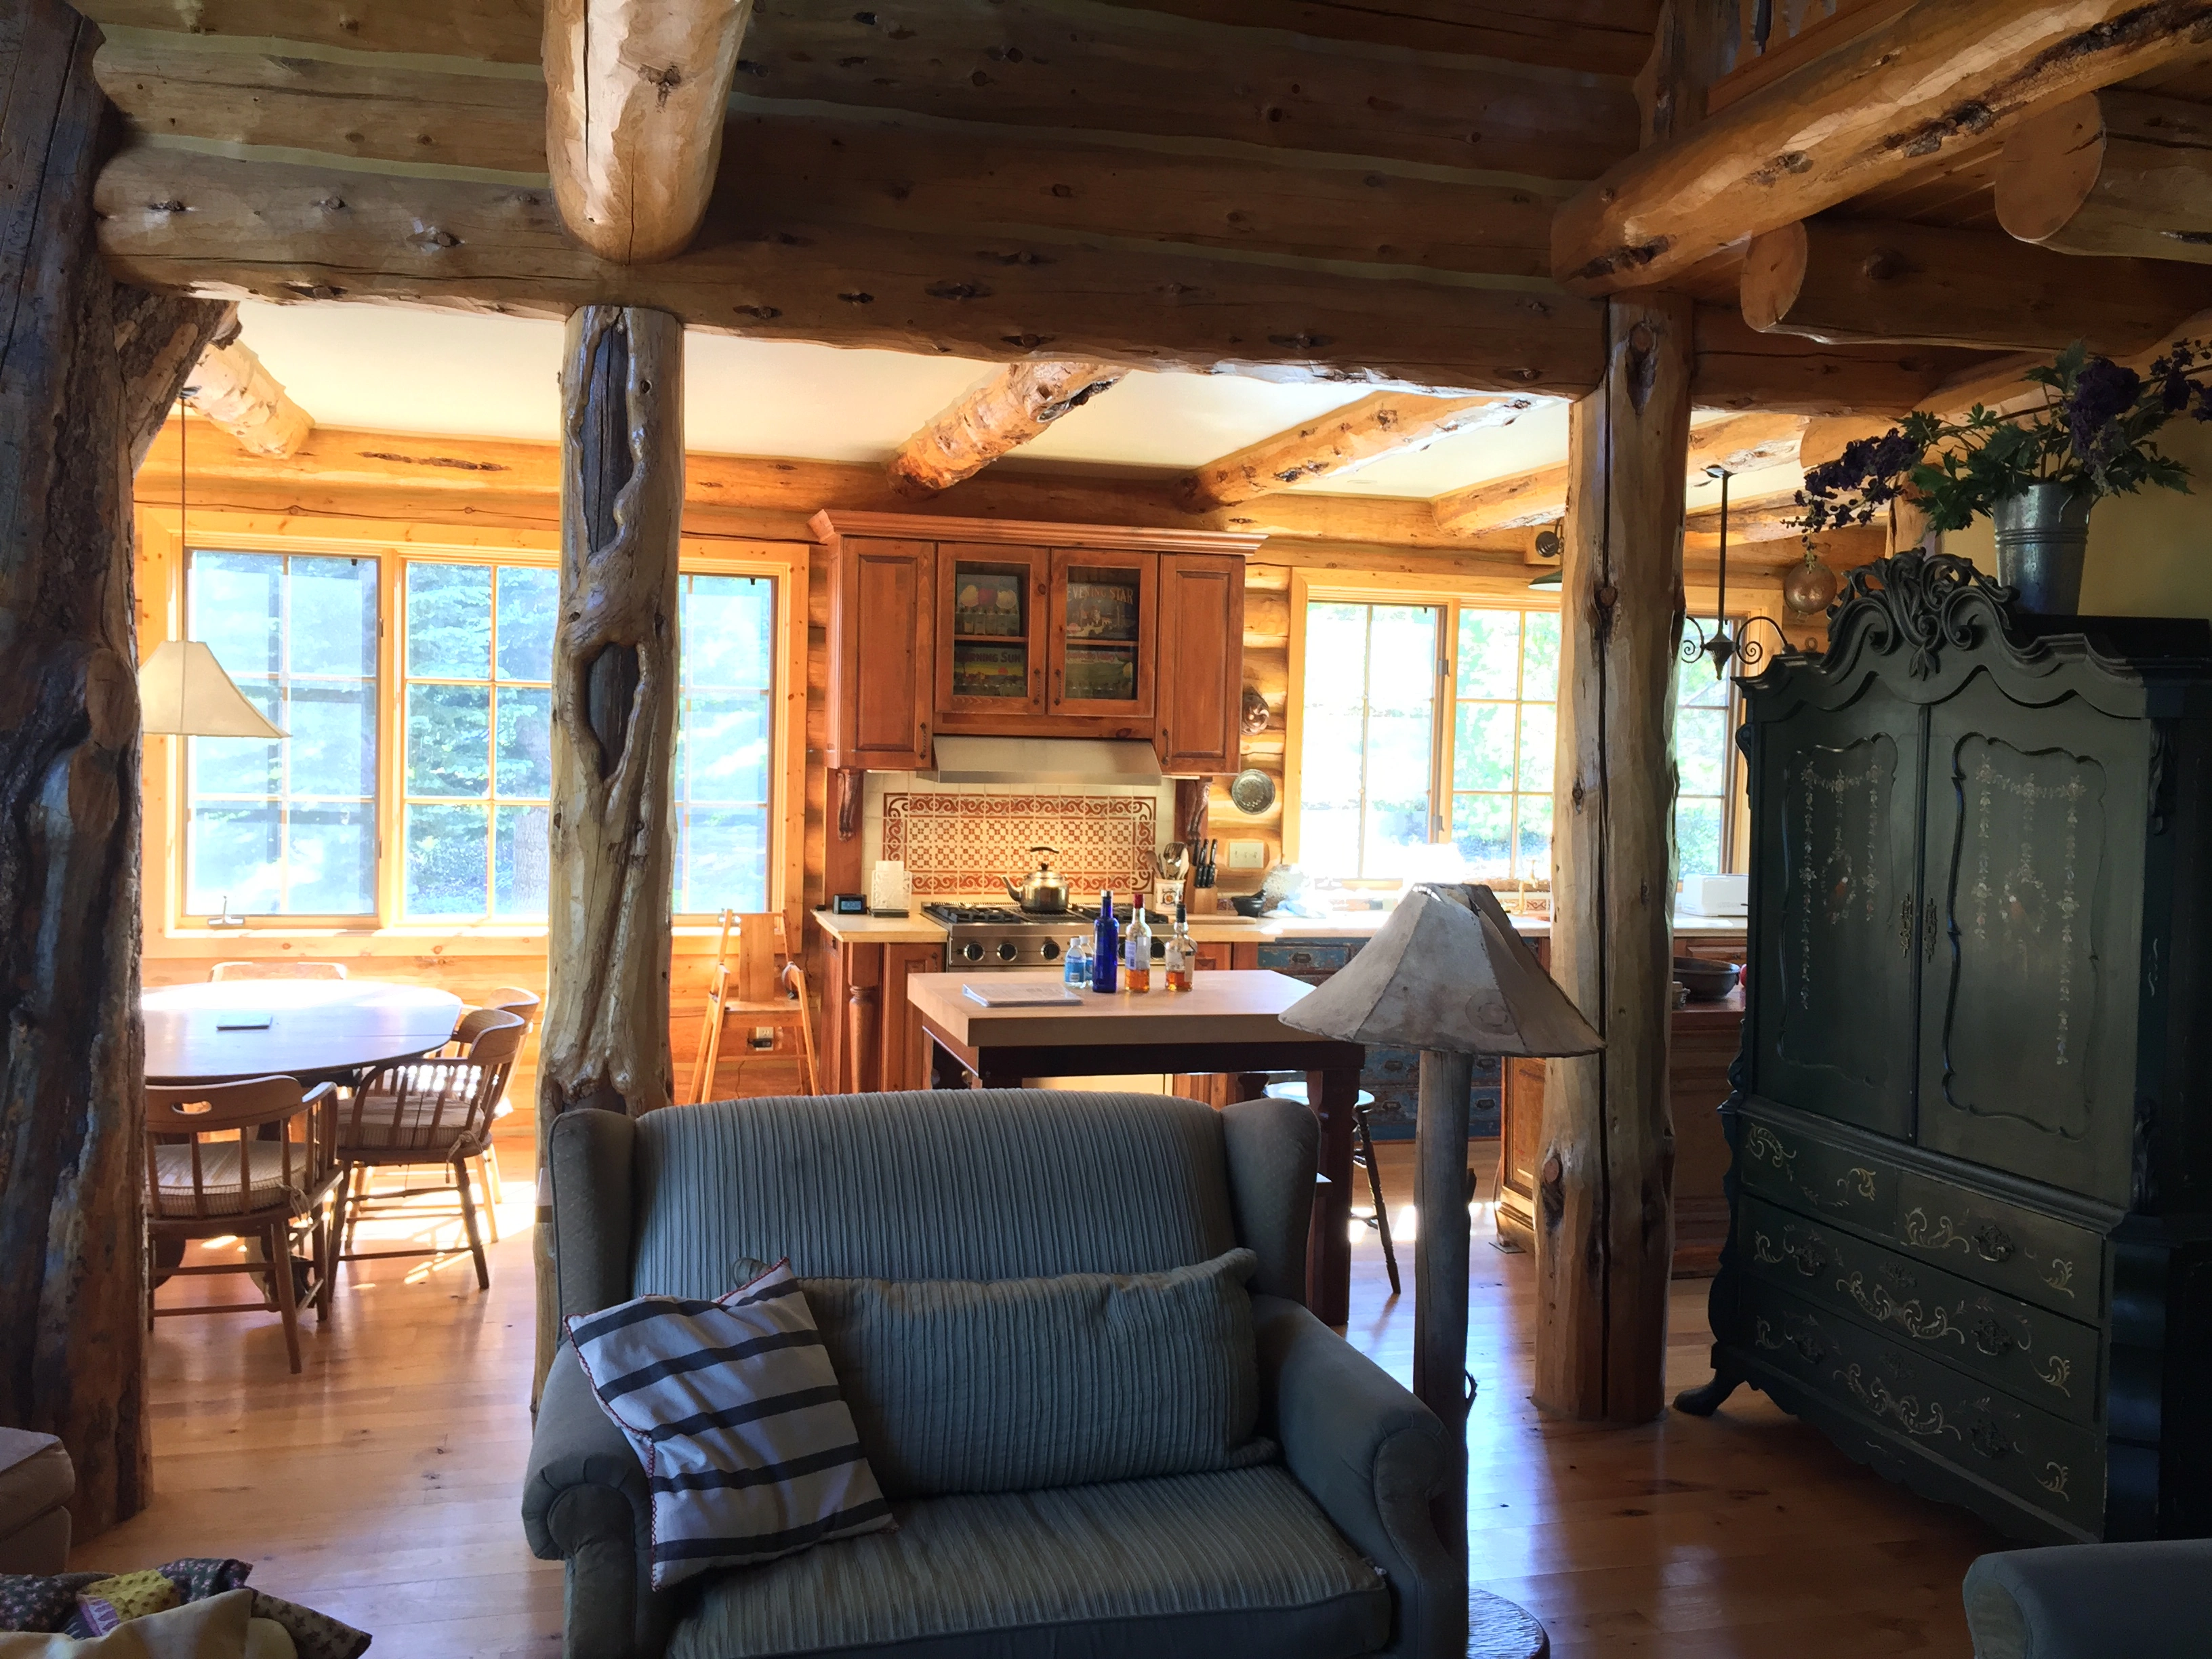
[142,980,465,1086]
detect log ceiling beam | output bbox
[1742,216,2212,356]
[1551,0,2212,297]
[1175,392,1530,510]
[886,361,1125,497]
[1682,487,1808,543]
[1997,87,2212,262]
[541,0,752,263]
[1105,0,1664,76]
[181,330,313,458]
[79,0,1640,181]
[1431,409,1806,534]
[96,143,1606,395]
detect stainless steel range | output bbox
[922,902,1170,970]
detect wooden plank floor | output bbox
[79,1132,1996,1658]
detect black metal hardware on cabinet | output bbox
[1678,554,2212,1545]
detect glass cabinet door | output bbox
[1048,549,1156,719]
[1917,674,2145,1205]
[1746,678,1924,1139]
[938,544,1048,716]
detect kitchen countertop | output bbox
[908,968,1333,1050]
[813,905,1749,945]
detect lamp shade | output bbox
[138,640,286,739]
[1279,882,1601,1058]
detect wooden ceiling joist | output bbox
[1174,392,1530,511]
[182,331,314,457]
[1742,217,2212,356]
[1431,410,1806,535]
[1997,89,2212,263]
[541,0,752,263]
[1551,0,2212,296]
[886,361,1125,497]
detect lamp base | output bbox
[1471,1587,1550,1658]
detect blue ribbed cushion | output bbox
[797,1250,1273,1498]
[665,1466,1391,1659]
[628,1092,1237,1299]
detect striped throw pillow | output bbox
[567,1261,895,1589]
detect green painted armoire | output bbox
[1680,553,2212,1544]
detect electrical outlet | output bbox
[1228,840,1266,870]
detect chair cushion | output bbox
[629,1092,1237,1300]
[786,1250,1271,1498]
[568,1263,894,1591]
[0,1433,71,1523]
[150,1144,321,1218]
[338,1071,489,1155]
[665,1465,1390,1659]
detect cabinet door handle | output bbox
[1898,895,1914,958]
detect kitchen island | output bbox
[908,968,1366,1324]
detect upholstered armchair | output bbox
[523,1089,1460,1659]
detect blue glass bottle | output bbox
[1091,889,1120,993]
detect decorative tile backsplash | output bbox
[882,792,1156,899]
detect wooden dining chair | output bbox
[209,960,348,981]
[686,911,817,1103]
[468,985,541,1221]
[145,1075,345,1374]
[333,1008,525,1291]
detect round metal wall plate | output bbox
[1228,769,1277,815]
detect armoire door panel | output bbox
[1750,680,1923,1138]
[1920,676,2146,1205]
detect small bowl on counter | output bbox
[1228,893,1277,918]
[1673,957,1741,1002]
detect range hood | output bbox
[925,736,1163,787]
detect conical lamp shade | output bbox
[1279,882,1601,1057]
[138,640,286,739]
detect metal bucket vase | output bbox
[1992,482,2091,614]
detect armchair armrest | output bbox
[1253,1294,1462,1659]
[523,1343,672,1659]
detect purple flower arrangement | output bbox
[1795,340,2209,541]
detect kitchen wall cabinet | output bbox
[811,512,1263,772]
[823,531,935,769]
[1155,554,1247,774]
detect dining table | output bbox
[908,968,1366,1326]
[142,979,466,1088]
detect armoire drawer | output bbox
[1740,1277,2106,1535]
[1736,1111,1899,1234]
[1893,1173,2105,1322]
[1738,1195,2100,1425]
[1737,1107,2107,1321]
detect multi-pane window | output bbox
[1674,620,1737,882]
[402,562,557,918]
[1448,609,1560,886]
[1296,596,1740,892]
[178,546,784,924]
[1298,602,1441,880]
[674,574,775,914]
[185,550,378,916]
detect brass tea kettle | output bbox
[1003,846,1069,913]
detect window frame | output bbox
[1284,571,1749,888]
[138,508,806,940]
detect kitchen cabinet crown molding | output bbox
[809,509,1265,558]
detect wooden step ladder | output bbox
[687,911,819,1103]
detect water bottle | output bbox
[1063,933,1090,989]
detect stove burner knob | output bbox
[996,941,1020,962]
[960,941,985,963]
[1040,939,1061,961]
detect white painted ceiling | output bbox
[232,300,1578,497]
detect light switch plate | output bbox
[1228,840,1267,869]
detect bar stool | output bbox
[1263,1078,1399,1297]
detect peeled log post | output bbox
[1741,216,2212,355]
[1537,292,1689,1423]
[533,306,684,1397]
[1999,89,2212,263]
[0,0,235,1531]
[887,361,1124,497]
